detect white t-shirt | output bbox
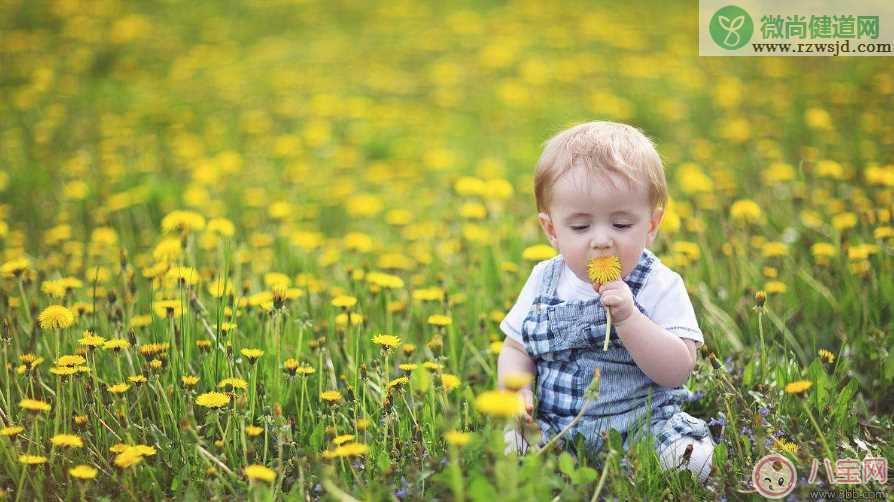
[500,255,704,347]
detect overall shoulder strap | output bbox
[537,254,564,299]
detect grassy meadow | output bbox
[1,0,893,500]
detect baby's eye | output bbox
[613,224,632,230]
[570,225,589,231]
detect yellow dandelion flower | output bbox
[128,375,147,384]
[138,343,169,357]
[764,281,787,294]
[38,305,75,330]
[832,212,858,231]
[474,390,525,418]
[244,464,276,482]
[729,199,763,224]
[502,372,533,391]
[103,339,130,351]
[79,333,106,348]
[283,358,300,374]
[399,363,418,372]
[818,349,835,364]
[19,454,48,465]
[55,355,86,367]
[333,442,369,457]
[0,257,30,277]
[445,431,472,447]
[153,299,184,319]
[196,392,230,408]
[181,375,200,386]
[130,315,152,328]
[240,348,264,362]
[51,433,83,448]
[1,425,25,438]
[295,366,316,376]
[114,450,144,469]
[427,314,452,326]
[320,390,343,403]
[107,383,130,394]
[331,295,358,308]
[19,398,51,412]
[522,244,556,261]
[761,242,788,258]
[69,464,98,479]
[218,377,248,390]
[784,380,813,394]
[41,279,67,299]
[387,376,410,391]
[161,210,206,234]
[372,334,400,349]
[245,425,264,437]
[774,438,799,456]
[50,366,78,376]
[440,373,461,391]
[207,217,235,237]
[332,434,355,446]
[489,340,503,354]
[587,256,621,285]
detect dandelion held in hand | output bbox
[587,256,621,351]
[587,256,621,285]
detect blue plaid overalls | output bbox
[520,250,711,458]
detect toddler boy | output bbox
[498,121,714,482]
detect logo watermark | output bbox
[700,0,894,56]
[751,453,889,499]
[753,454,797,498]
[709,5,754,49]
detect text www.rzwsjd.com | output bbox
[752,40,892,55]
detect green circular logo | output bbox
[709,5,753,50]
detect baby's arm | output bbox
[615,312,697,387]
[497,337,536,422]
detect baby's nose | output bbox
[590,234,612,249]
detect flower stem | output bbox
[801,400,834,462]
[535,399,594,457]
[602,310,612,352]
[591,449,615,502]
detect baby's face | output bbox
[538,167,663,284]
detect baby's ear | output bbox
[538,212,558,247]
[647,207,664,245]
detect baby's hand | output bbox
[597,280,636,324]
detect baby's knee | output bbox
[658,436,714,483]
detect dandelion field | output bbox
[1,0,893,500]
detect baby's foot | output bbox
[658,436,714,483]
[503,426,530,456]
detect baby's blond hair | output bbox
[534,121,667,213]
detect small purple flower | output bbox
[394,489,408,499]
[759,406,769,417]
[707,416,726,427]
[773,430,785,438]
[740,426,752,436]
[724,356,734,372]
[687,390,705,402]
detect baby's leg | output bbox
[658,435,714,482]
